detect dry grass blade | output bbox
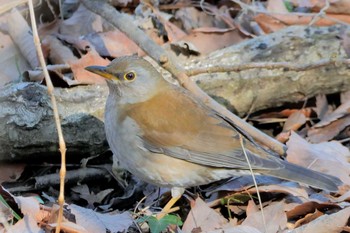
[27,0,67,232]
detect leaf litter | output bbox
[1,0,350,232]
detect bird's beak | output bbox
[85,66,116,80]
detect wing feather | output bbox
[126,86,283,170]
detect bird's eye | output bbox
[124,71,136,81]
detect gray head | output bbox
[85,56,166,103]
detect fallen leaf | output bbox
[170,28,245,56]
[0,163,25,183]
[5,215,42,233]
[286,201,340,220]
[83,30,141,57]
[7,8,39,69]
[307,115,350,143]
[42,35,77,64]
[0,29,30,86]
[71,184,113,207]
[175,7,221,33]
[341,91,350,104]
[314,94,331,120]
[313,100,350,128]
[267,0,290,13]
[276,110,307,142]
[242,201,287,233]
[293,209,323,228]
[69,204,133,233]
[68,48,110,85]
[287,206,350,233]
[14,196,40,220]
[307,0,350,14]
[255,13,350,33]
[247,184,309,199]
[286,132,350,184]
[183,197,228,232]
[60,4,103,37]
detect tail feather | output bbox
[263,161,342,192]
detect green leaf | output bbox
[138,215,183,233]
[284,0,294,12]
[220,193,251,205]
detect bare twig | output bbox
[27,1,67,232]
[239,134,267,233]
[309,0,330,26]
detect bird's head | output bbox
[86,56,165,103]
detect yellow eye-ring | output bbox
[124,71,136,81]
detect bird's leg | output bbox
[156,187,184,220]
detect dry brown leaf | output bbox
[5,215,42,233]
[256,109,312,119]
[308,97,350,143]
[42,35,77,64]
[38,19,61,39]
[281,110,307,132]
[254,14,287,33]
[242,201,287,233]
[314,94,330,120]
[294,209,324,228]
[307,0,350,14]
[183,197,228,232]
[69,204,133,233]
[246,200,259,216]
[313,100,350,128]
[71,184,113,207]
[0,163,25,183]
[83,30,141,57]
[307,115,350,143]
[157,14,187,42]
[286,132,350,185]
[60,4,103,37]
[13,195,48,224]
[248,184,309,199]
[333,189,350,202]
[138,17,165,45]
[341,91,350,104]
[68,48,109,85]
[170,28,246,56]
[175,7,221,33]
[287,206,350,233]
[0,31,30,86]
[267,0,289,13]
[255,13,350,33]
[7,8,39,69]
[286,201,340,220]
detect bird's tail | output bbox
[264,161,342,192]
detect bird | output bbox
[85,55,342,218]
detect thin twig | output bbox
[309,0,330,26]
[239,134,267,233]
[27,1,67,233]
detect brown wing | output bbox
[122,85,282,170]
